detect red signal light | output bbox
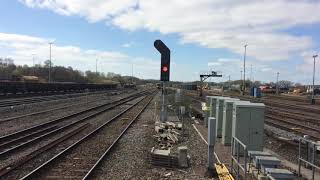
[162,66,168,72]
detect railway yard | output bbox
[0,87,157,179]
[183,89,320,179]
[0,86,319,180]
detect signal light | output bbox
[154,40,170,81]
[162,66,168,72]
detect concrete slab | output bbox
[248,151,272,162]
[254,156,281,169]
[265,168,294,179]
[264,148,320,180]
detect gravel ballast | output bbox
[91,93,212,180]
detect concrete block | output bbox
[254,156,281,169]
[178,146,189,168]
[248,151,272,162]
[265,168,294,179]
[153,149,170,156]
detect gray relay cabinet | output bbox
[215,97,234,138]
[205,96,220,127]
[232,102,265,151]
[206,96,220,118]
[221,99,243,145]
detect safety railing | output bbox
[298,137,320,180]
[231,136,248,180]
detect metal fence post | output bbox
[298,139,301,177]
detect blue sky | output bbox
[1,0,320,84]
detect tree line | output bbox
[0,59,143,85]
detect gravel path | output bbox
[91,93,212,180]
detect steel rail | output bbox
[0,123,89,177]
[0,92,149,157]
[0,89,120,108]
[0,90,147,144]
[82,93,154,180]
[265,119,320,140]
[19,93,152,180]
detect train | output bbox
[0,81,118,94]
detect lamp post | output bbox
[96,58,98,75]
[48,42,53,82]
[276,72,280,95]
[243,44,248,95]
[240,70,243,95]
[311,54,318,104]
[32,54,36,76]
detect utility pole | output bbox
[131,63,134,84]
[243,44,248,94]
[276,72,280,95]
[96,58,98,75]
[49,42,53,82]
[312,54,318,104]
[32,54,36,76]
[250,64,253,88]
[228,75,231,89]
[240,70,243,95]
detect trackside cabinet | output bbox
[221,99,243,145]
[215,97,234,138]
[206,96,220,118]
[232,102,265,151]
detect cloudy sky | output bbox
[1,0,320,84]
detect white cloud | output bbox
[20,0,138,22]
[122,42,134,48]
[0,32,162,79]
[19,0,320,83]
[20,0,320,62]
[208,62,221,66]
[261,67,272,72]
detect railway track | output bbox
[16,91,154,180]
[0,89,155,179]
[265,115,320,140]
[0,91,147,157]
[0,90,126,123]
[0,90,122,108]
[184,91,320,141]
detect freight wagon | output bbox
[0,81,118,94]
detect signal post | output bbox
[154,40,170,122]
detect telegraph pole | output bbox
[250,64,253,88]
[312,54,318,104]
[243,44,248,94]
[49,42,53,82]
[228,75,231,89]
[131,63,134,84]
[276,72,280,95]
[32,54,36,76]
[240,70,243,94]
[96,58,98,74]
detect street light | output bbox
[49,42,53,82]
[240,70,243,94]
[243,44,248,95]
[311,54,318,104]
[32,53,36,76]
[96,57,98,75]
[276,72,280,95]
